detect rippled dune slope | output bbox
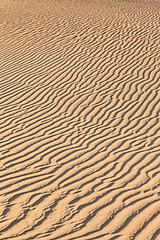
[0,0,160,239]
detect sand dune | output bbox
[0,0,160,239]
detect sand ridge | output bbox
[0,0,160,239]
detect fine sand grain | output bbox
[0,0,160,239]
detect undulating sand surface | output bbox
[0,0,160,239]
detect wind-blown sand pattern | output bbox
[0,0,160,239]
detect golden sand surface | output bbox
[0,0,160,239]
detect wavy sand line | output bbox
[0,0,160,239]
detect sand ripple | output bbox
[0,0,160,239]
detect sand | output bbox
[0,0,160,239]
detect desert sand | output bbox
[0,0,160,239]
